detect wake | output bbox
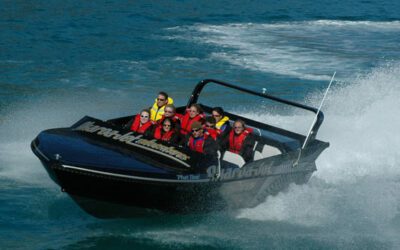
[167,20,400,81]
[237,63,400,245]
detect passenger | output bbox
[186,121,218,160]
[203,116,220,140]
[212,107,231,133]
[158,104,182,130]
[220,119,255,162]
[128,109,154,134]
[150,91,174,122]
[180,104,205,135]
[152,118,178,144]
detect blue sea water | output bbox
[1,1,400,249]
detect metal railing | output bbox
[187,79,325,143]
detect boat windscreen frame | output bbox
[186,79,324,142]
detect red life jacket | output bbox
[153,126,175,142]
[158,114,182,125]
[175,113,184,120]
[180,109,204,135]
[188,133,209,153]
[204,128,220,140]
[130,114,153,134]
[228,128,253,154]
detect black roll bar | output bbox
[187,79,324,141]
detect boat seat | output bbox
[253,151,263,161]
[222,151,246,168]
[253,144,281,161]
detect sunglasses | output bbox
[141,115,149,118]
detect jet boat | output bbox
[31,79,329,217]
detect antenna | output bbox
[302,72,336,150]
[293,71,336,167]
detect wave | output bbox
[312,62,400,183]
[309,20,400,29]
[237,63,400,246]
[171,56,202,62]
[166,20,400,80]
[0,142,53,186]
[0,60,34,64]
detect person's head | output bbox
[204,116,216,129]
[157,92,168,108]
[164,104,176,118]
[162,118,174,132]
[191,121,203,138]
[233,119,246,135]
[212,107,224,122]
[140,109,151,124]
[189,104,202,118]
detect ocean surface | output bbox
[1,1,400,249]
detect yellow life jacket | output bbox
[150,97,174,121]
[216,116,229,130]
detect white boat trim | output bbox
[62,164,211,183]
[32,140,50,161]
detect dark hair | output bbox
[190,103,203,114]
[212,107,224,116]
[205,116,216,124]
[158,91,168,100]
[162,117,175,129]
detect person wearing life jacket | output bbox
[212,107,231,135]
[203,116,220,140]
[186,121,218,163]
[158,104,182,130]
[220,119,255,162]
[150,91,174,122]
[127,109,154,134]
[180,103,205,136]
[152,118,178,144]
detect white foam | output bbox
[316,62,400,183]
[166,21,400,80]
[0,141,53,186]
[311,20,400,29]
[133,227,215,246]
[237,63,400,237]
[237,181,338,226]
[172,56,201,62]
[211,52,333,81]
